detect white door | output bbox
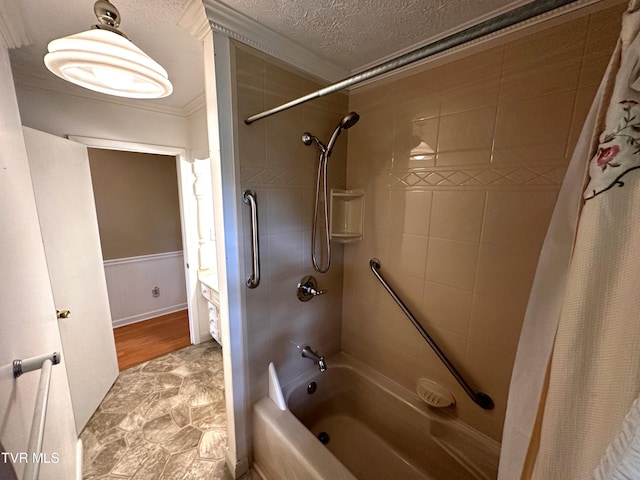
[23,127,119,434]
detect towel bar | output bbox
[12,352,60,480]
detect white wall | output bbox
[105,252,188,327]
[189,106,209,159]
[14,85,191,148]
[0,47,78,480]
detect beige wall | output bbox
[88,149,183,260]
[234,43,349,406]
[341,4,623,441]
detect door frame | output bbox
[67,135,202,344]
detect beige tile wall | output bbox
[342,4,624,441]
[234,43,349,407]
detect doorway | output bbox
[69,136,205,368]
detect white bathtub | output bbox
[253,352,500,479]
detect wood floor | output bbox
[113,309,191,371]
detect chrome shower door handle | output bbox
[243,189,260,288]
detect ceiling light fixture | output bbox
[44,0,173,99]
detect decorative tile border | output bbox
[241,166,314,187]
[241,163,568,190]
[380,164,568,188]
[240,165,345,188]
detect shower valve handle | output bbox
[297,275,326,301]
[304,285,326,296]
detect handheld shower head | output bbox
[340,112,360,130]
[304,112,360,274]
[326,111,360,156]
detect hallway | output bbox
[81,340,254,479]
[113,310,191,371]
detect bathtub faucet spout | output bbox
[301,346,326,372]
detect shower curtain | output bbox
[499,2,640,479]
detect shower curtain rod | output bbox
[244,0,581,125]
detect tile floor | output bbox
[81,340,258,479]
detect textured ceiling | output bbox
[216,0,528,72]
[8,0,538,113]
[9,0,204,112]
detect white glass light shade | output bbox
[44,29,173,99]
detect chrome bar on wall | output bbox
[13,352,61,480]
[244,0,580,125]
[243,189,260,288]
[369,259,494,409]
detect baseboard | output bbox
[112,304,188,328]
[199,331,214,344]
[225,453,250,479]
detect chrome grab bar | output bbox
[13,352,61,480]
[369,258,494,410]
[243,189,260,288]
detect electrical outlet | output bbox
[152,286,160,297]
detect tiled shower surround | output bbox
[235,43,349,408]
[233,3,623,443]
[342,5,623,440]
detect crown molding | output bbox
[0,0,31,49]
[177,0,212,42]
[183,92,206,117]
[201,0,348,83]
[12,73,199,118]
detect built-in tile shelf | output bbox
[330,189,364,243]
